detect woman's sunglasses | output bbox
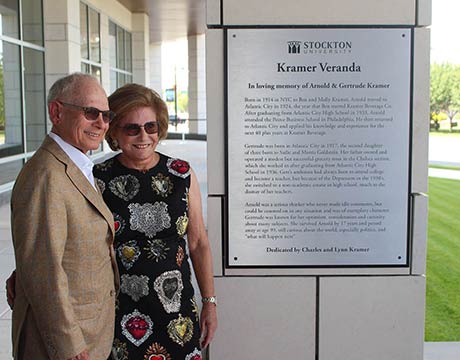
[117,122,159,136]
[58,101,115,123]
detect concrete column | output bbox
[149,42,163,92]
[188,34,207,134]
[43,0,81,93]
[131,12,149,85]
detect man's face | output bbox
[53,79,110,153]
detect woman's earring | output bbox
[112,138,119,149]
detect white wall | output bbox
[206,1,431,358]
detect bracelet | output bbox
[201,296,217,306]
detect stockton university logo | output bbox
[287,41,302,54]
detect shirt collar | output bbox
[48,132,95,187]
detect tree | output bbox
[430,63,460,130]
[177,92,188,115]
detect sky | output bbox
[430,0,460,63]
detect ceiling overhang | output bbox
[116,0,206,43]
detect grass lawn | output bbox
[425,176,460,341]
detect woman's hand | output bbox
[6,270,16,310]
[200,302,218,349]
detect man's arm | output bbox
[12,169,88,359]
[7,271,89,360]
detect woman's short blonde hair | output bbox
[106,83,169,150]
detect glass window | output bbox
[81,63,101,83]
[80,2,101,64]
[0,0,45,186]
[109,21,133,92]
[0,159,23,185]
[88,7,100,62]
[110,70,117,93]
[21,0,44,46]
[117,72,126,88]
[0,42,23,157]
[116,26,125,70]
[81,62,89,73]
[109,21,116,68]
[90,65,101,83]
[80,3,88,59]
[80,3,101,88]
[125,32,132,72]
[23,48,46,152]
[0,0,19,39]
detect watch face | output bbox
[202,296,217,305]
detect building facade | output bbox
[0,0,206,201]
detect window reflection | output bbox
[110,70,117,93]
[109,21,116,68]
[117,73,125,88]
[89,7,100,62]
[80,2,101,92]
[125,32,132,72]
[22,0,44,45]
[91,66,101,81]
[80,3,100,62]
[117,26,125,69]
[0,0,19,39]
[0,0,45,185]
[24,48,46,152]
[80,3,88,59]
[0,159,23,185]
[0,41,23,157]
[109,21,133,92]
[81,62,89,73]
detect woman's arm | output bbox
[186,169,218,349]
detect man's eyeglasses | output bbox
[117,122,159,136]
[58,101,116,123]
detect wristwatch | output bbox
[201,296,217,306]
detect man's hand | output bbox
[68,349,90,360]
[6,270,16,310]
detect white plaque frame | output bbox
[226,28,412,267]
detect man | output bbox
[10,73,118,360]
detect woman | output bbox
[7,84,217,360]
[98,84,216,359]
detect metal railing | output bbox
[166,118,207,141]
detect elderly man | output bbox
[10,73,118,360]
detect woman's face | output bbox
[113,106,160,164]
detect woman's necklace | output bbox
[119,153,159,173]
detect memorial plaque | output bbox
[227,28,411,267]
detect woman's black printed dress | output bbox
[94,153,202,360]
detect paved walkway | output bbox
[0,139,460,359]
[424,342,460,360]
[428,167,460,180]
[0,204,13,360]
[429,135,460,166]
